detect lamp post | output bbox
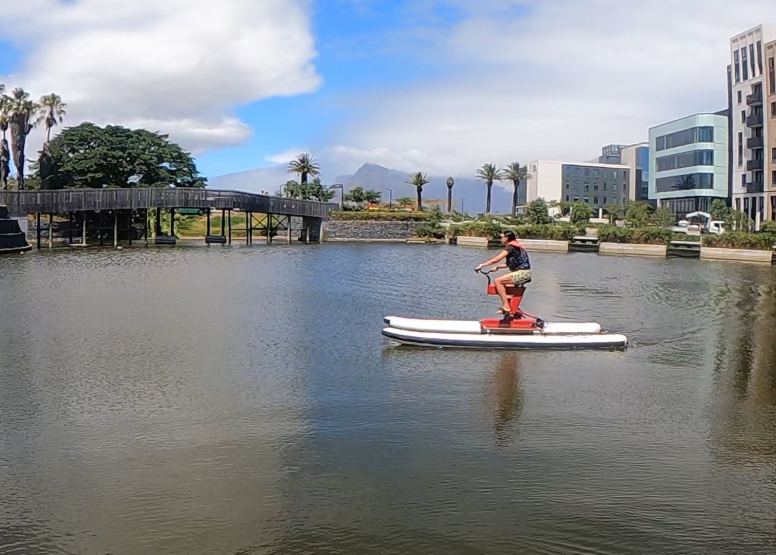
[329,183,344,210]
[385,187,393,209]
[460,198,465,216]
[446,177,454,213]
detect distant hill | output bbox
[335,163,513,214]
[209,162,516,214]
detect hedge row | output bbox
[329,210,430,221]
[703,232,776,251]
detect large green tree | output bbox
[37,122,206,189]
[283,177,336,202]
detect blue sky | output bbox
[1,0,775,188]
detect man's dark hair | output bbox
[502,230,516,241]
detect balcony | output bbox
[747,113,764,127]
[747,136,764,149]
[747,159,764,171]
[746,180,764,194]
[746,89,763,106]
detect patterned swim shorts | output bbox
[510,269,532,285]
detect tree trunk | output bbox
[447,186,453,213]
[301,171,307,184]
[512,181,518,216]
[416,186,423,211]
[46,125,51,144]
[486,181,493,213]
[9,116,27,191]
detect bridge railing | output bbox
[0,188,338,218]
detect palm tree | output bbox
[502,162,528,216]
[406,172,429,211]
[36,93,66,144]
[476,163,503,214]
[5,88,39,190]
[287,153,320,184]
[0,86,9,190]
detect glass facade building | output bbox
[648,114,729,217]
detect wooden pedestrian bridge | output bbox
[0,188,338,248]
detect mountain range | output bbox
[209,163,515,214]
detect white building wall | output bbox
[730,24,776,226]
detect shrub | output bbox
[330,210,429,221]
[703,232,776,250]
[526,199,551,225]
[450,221,503,238]
[760,220,776,233]
[569,201,592,226]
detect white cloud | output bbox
[0,0,321,157]
[323,0,776,179]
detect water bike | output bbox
[382,268,627,350]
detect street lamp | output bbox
[460,198,465,216]
[446,177,454,213]
[329,183,344,210]
[385,187,393,209]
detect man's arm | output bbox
[475,249,509,271]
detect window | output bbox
[655,173,714,193]
[735,198,741,211]
[603,183,607,191]
[603,197,607,205]
[584,184,590,192]
[574,167,580,175]
[742,174,747,187]
[750,44,756,75]
[593,169,600,178]
[593,196,599,205]
[593,184,599,191]
[613,170,618,179]
[573,197,579,202]
[743,47,749,80]
[770,57,775,94]
[771,101,776,117]
[613,184,618,192]
[742,110,746,123]
[565,195,570,202]
[772,147,776,162]
[583,197,590,204]
[757,41,763,75]
[738,132,743,166]
[773,171,776,186]
[584,168,590,177]
[656,150,714,172]
[737,90,742,104]
[565,182,570,190]
[655,126,714,151]
[735,50,741,82]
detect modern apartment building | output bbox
[648,113,729,217]
[526,160,630,211]
[767,39,776,214]
[730,25,776,226]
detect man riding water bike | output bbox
[474,231,531,314]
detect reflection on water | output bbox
[2,245,776,554]
[490,354,523,448]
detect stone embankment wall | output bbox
[324,221,426,241]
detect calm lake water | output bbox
[2,243,776,555]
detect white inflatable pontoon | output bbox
[382,316,628,350]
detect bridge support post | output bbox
[246,211,251,245]
[228,210,232,244]
[113,211,118,248]
[156,208,162,238]
[221,209,226,237]
[128,211,133,246]
[68,213,73,245]
[83,215,87,246]
[36,213,41,249]
[144,209,149,246]
[206,208,212,237]
[286,216,292,244]
[267,214,272,245]
[170,208,176,240]
[48,214,54,249]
